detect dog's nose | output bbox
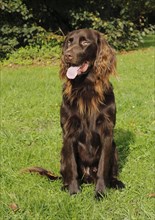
[65,52,73,61]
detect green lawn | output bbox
[1,47,155,219]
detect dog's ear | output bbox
[94,32,117,86]
[60,34,70,79]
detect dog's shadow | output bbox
[114,128,135,171]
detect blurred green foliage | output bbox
[0,0,154,59]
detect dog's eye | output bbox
[67,41,71,46]
[67,38,73,46]
[81,41,89,46]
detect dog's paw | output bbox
[95,191,105,200]
[95,179,106,199]
[110,178,125,189]
[61,181,80,195]
[68,181,80,195]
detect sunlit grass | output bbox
[1,47,154,219]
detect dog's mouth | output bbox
[66,61,90,79]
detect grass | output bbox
[1,46,155,219]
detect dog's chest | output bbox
[76,114,102,162]
[76,95,99,116]
[64,79,104,115]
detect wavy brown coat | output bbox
[60,29,124,197]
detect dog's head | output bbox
[60,29,116,82]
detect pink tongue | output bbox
[80,62,89,72]
[66,66,80,79]
[66,63,89,79]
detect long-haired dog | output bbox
[25,29,124,198]
[59,29,124,197]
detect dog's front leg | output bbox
[95,136,113,198]
[60,138,80,195]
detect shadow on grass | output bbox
[115,128,135,171]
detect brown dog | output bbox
[25,29,124,198]
[60,29,124,197]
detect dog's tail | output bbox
[21,167,61,180]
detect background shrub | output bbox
[0,0,154,59]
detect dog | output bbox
[59,29,124,197]
[24,29,124,198]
